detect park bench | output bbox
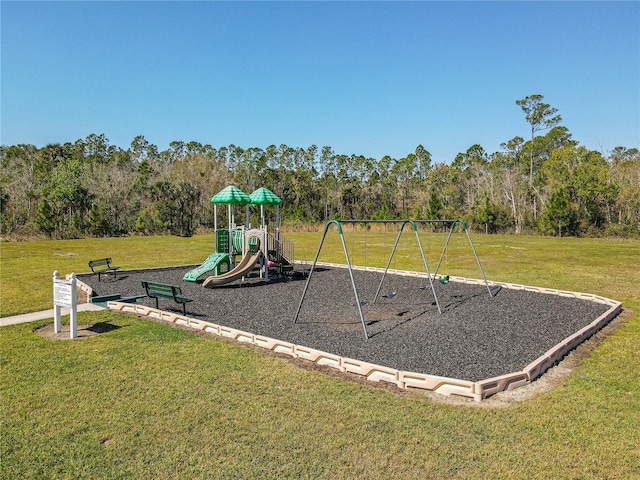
[142,281,193,315]
[90,293,146,308]
[88,257,120,281]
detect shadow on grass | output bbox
[86,321,122,334]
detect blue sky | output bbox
[2,1,638,163]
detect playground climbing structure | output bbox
[183,185,295,286]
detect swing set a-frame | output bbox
[293,219,492,340]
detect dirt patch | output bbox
[35,322,118,340]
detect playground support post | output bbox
[213,204,217,251]
[293,220,370,340]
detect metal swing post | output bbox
[461,222,493,297]
[373,220,442,314]
[293,222,332,325]
[433,220,493,298]
[293,220,369,340]
[434,220,456,278]
[412,221,442,314]
[341,227,369,340]
[373,221,404,304]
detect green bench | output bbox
[142,281,193,315]
[90,293,146,308]
[88,257,120,281]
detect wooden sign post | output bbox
[53,271,78,338]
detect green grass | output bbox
[0,235,217,317]
[1,233,639,478]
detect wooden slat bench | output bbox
[88,258,120,281]
[142,281,193,315]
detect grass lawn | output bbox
[1,232,639,478]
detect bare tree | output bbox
[516,94,562,187]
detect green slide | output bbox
[183,253,230,282]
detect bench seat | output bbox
[90,294,146,308]
[142,281,193,315]
[88,258,120,281]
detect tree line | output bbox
[1,95,639,239]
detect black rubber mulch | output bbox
[79,265,611,382]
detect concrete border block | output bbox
[294,346,343,370]
[75,278,93,303]
[185,318,207,330]
[400,371,474,394]
[107,301,139,315]
[254,336,297,357]
[524,352,560,381]
[174,316,190,327]
[218,325,254,343]
[340,358,403,387]
[475,372,529,398]
[203,323,220,335]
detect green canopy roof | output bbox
[249,187,282,205]
[211,185,251,204]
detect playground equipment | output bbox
[183,253,231,281]
[184,185,294,286]
[375,219,492,299]
[202,228,265,287]
[294,219,492,340]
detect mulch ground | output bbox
[78,265,612,382]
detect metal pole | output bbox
[463,225,493,297]
[373,220,442,313]
[434,221,456,277]
[293,220,369,340]
[373,222,403,303]
[413,223,442,314]
[214,205,218,253]
[339,229,369,340]
[293,222,334,324]
[228,204,234,267]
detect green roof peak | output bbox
[211,185,251,204]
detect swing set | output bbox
[293,219,492,340]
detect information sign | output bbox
[53,271,78,338]
[54,280,73,308]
